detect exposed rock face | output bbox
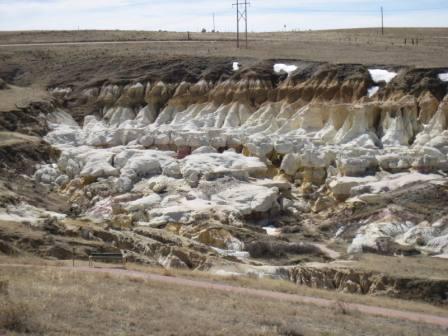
[29,61,448,258]
[289,265,448,304]
[3,59,448,296]
[0,101,53,137]
[47,63,448,186]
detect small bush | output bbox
[162,269,174,277]
[332,301,350,315]
[0,299,33,332]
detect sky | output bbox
[0,0,447,32]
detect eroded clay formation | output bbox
[32,61,448,259]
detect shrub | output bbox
[0,299,33,332]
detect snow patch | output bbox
[263,226,281,236]
[367,86,379,98]
[232,62,240,71]
[211,247,250,258]
[438,72,448,82]
[274,64,298,74]
[368,69,397,84]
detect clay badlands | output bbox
[1,32,448,310]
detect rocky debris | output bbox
[289,264,448,304]
[0,101,54,137]
[194,227,244,251]
[328,172,443,201]
[317,177,448,257]
[0,136,58,175]
[0,219,103,259]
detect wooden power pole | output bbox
[381,6,384,35]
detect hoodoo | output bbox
[1,37,448,319]
[22,60,447,264]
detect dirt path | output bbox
[311,243,341,259]
[0,40,220,48]
[2,263,448,329]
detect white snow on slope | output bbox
[367,86,379,98]
[274,64,298,74]
[233,62,240,71]
[263,226,281,236]
[368,69,397,84]
[439,73,448,82]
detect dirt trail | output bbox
[311,243,341,259]
[0,40,219,48]
[2,263,448,329]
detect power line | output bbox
[233,0,250,49]
[260,6,448,14]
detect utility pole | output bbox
[381,6,384,36]
[213,13,216,32]
[233,0,250,48]
[235,1,239,48]
[244,0,248,48]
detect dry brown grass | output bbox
[0,278,36,334]
[125,261,448,317]
[1,265,446,336]
[0,84,50,112]
[347,254,448,280]
[1,28,448,67]
[1,255,447,318]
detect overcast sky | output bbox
[0,0,447,31]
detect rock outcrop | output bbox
[289,264,448,304]
[2,59,448,295]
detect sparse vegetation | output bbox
[1,26,448,336]
[1,28,447,67]
[0,278,36,333]
[1,256,447,318]
[0,265,446,336]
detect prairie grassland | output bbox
[1,255,447,319]
[1,264,447,336]
[1,28,448,67]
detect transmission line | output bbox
[233,0,250,48]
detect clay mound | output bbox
[70,57,235,90]
[290,63,371,84]
[0,132,58,174]
[0,101,52,136]
[384,68,448,101]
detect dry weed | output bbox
[332,301,350,315]
[162,268,174,277]
[0,298,34,333]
